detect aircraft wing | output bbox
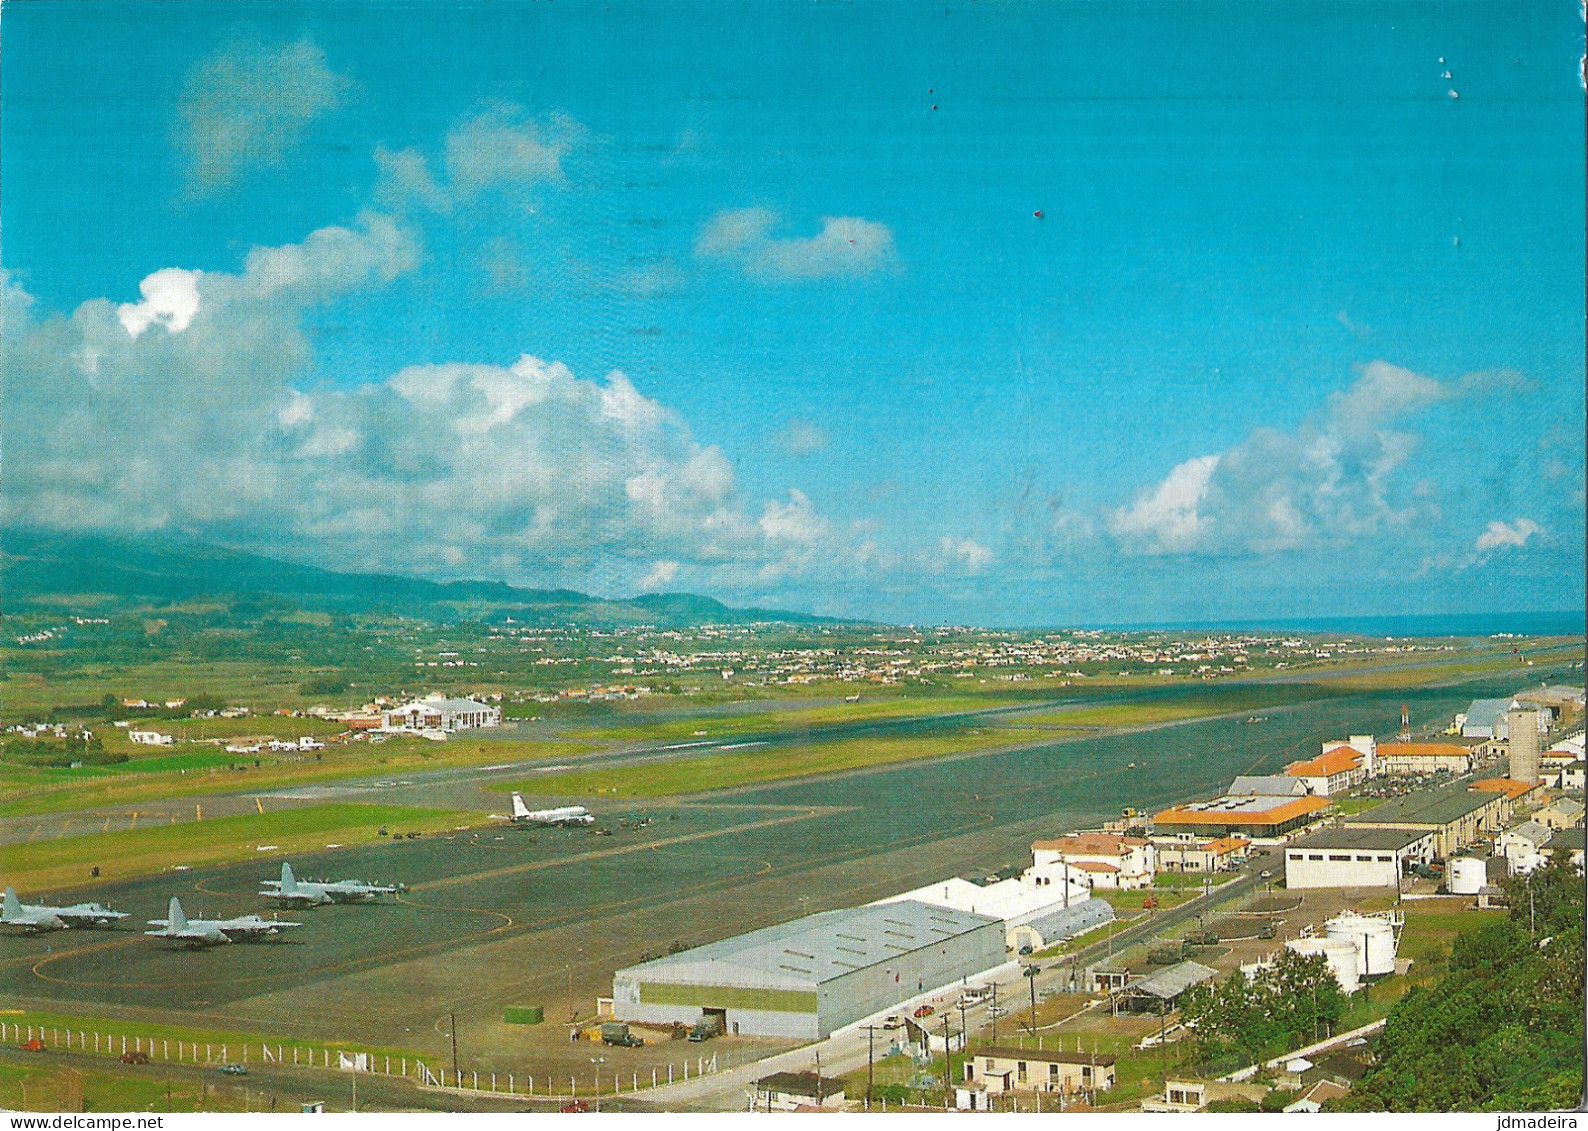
[56,907,127,926]
[219,917,301,938]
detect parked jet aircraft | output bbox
[259,863,400,905]
[492,793,595,826]
[2,887,128,932]
[145,898,301,946]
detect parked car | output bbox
[1022,964,1042,977]
[19,1038,46,1052]
[1017,944,1034,955]
[912,1005,935,1018]
[560,1099,589,1113]
[1259,869,1273,879]
[881,1015,904,1030]
[219,1063,248,1076]
[119,1051,150,1065]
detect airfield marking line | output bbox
[27,826,41,843]
[405,807,849,894]
[256,799,264,814]
[102,818,112,833]
[129,812,138,831]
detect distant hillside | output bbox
[0,528,839,628]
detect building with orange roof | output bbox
[1153,794,1331,838]
[1375,742,1473,776]
[1284,745,1368,796]
[1150,834,1252,873]
[1470,777,1542,803]
[1031,833,1154,890]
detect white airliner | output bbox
[145,897,301,947]
[259,863,400,905]
[2,887,128,932]
[491,792,595,826]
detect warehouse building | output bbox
[1283,827,1435,890]
[1153,792,1331,839]
[1342,782,1511,857]
[610,901,1004,1039]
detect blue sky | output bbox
[2,0,1583,625]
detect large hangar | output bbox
[610,900,1004,1039]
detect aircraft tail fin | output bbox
[2,887,20,918]
[280,862,297,893]
[511,792,531,820]
[167,897,188,933]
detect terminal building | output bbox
[610,901,1004,1039]
[380,694,502,733]
[1153,790,1331,839]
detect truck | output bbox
[687,1018,720,1043]
[600,1023,644,1048]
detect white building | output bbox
[1283,827,1433,890]
[1283,741,1373,796]
[875,845,1098,949]
[128,730,174,746]
[1031,833,1155,890]
[381,694,502,733]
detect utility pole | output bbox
[861,1025,880,1105]
[1027,965,1038,1029]
[940,1016,952,1106]
[450,1012,459,1083]
[990,981,998,1043]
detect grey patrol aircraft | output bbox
[259,862,401,906]
[2,886,129,932]
[145,897,301,946]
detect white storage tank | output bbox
[1325,913,1397,977]
[1447,856,1487,895]
[1286,936,1361,994]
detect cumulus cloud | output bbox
[1474,517,1543,553]
[1110,361,1450,556]
[178,38,350,193]
[937,536,994,575]
[1,218,856,588]
[375,107,581,215]
[116,268,202,338]
[696,208,896,280]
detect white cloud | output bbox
[445,107,579,197]
[937,536,994,575]
[116,268,202,338]
[1111,361,1450,556]
[1474,517,1543,553]
[696,208,896,280]
[178,38,349,193]
[774,419,830,457]
[1108,455,1220,554]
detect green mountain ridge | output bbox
[0,528,843,628]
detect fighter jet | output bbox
[145,897,300,947]
[2,887,128,933]
[259,862,400,906]
[491,792,595,827]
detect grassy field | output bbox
[0,737,599,819]
[0,1060,256,1113]
[503,728,1028,798]
[3,803,471,891]
[1,1009,428,1065]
